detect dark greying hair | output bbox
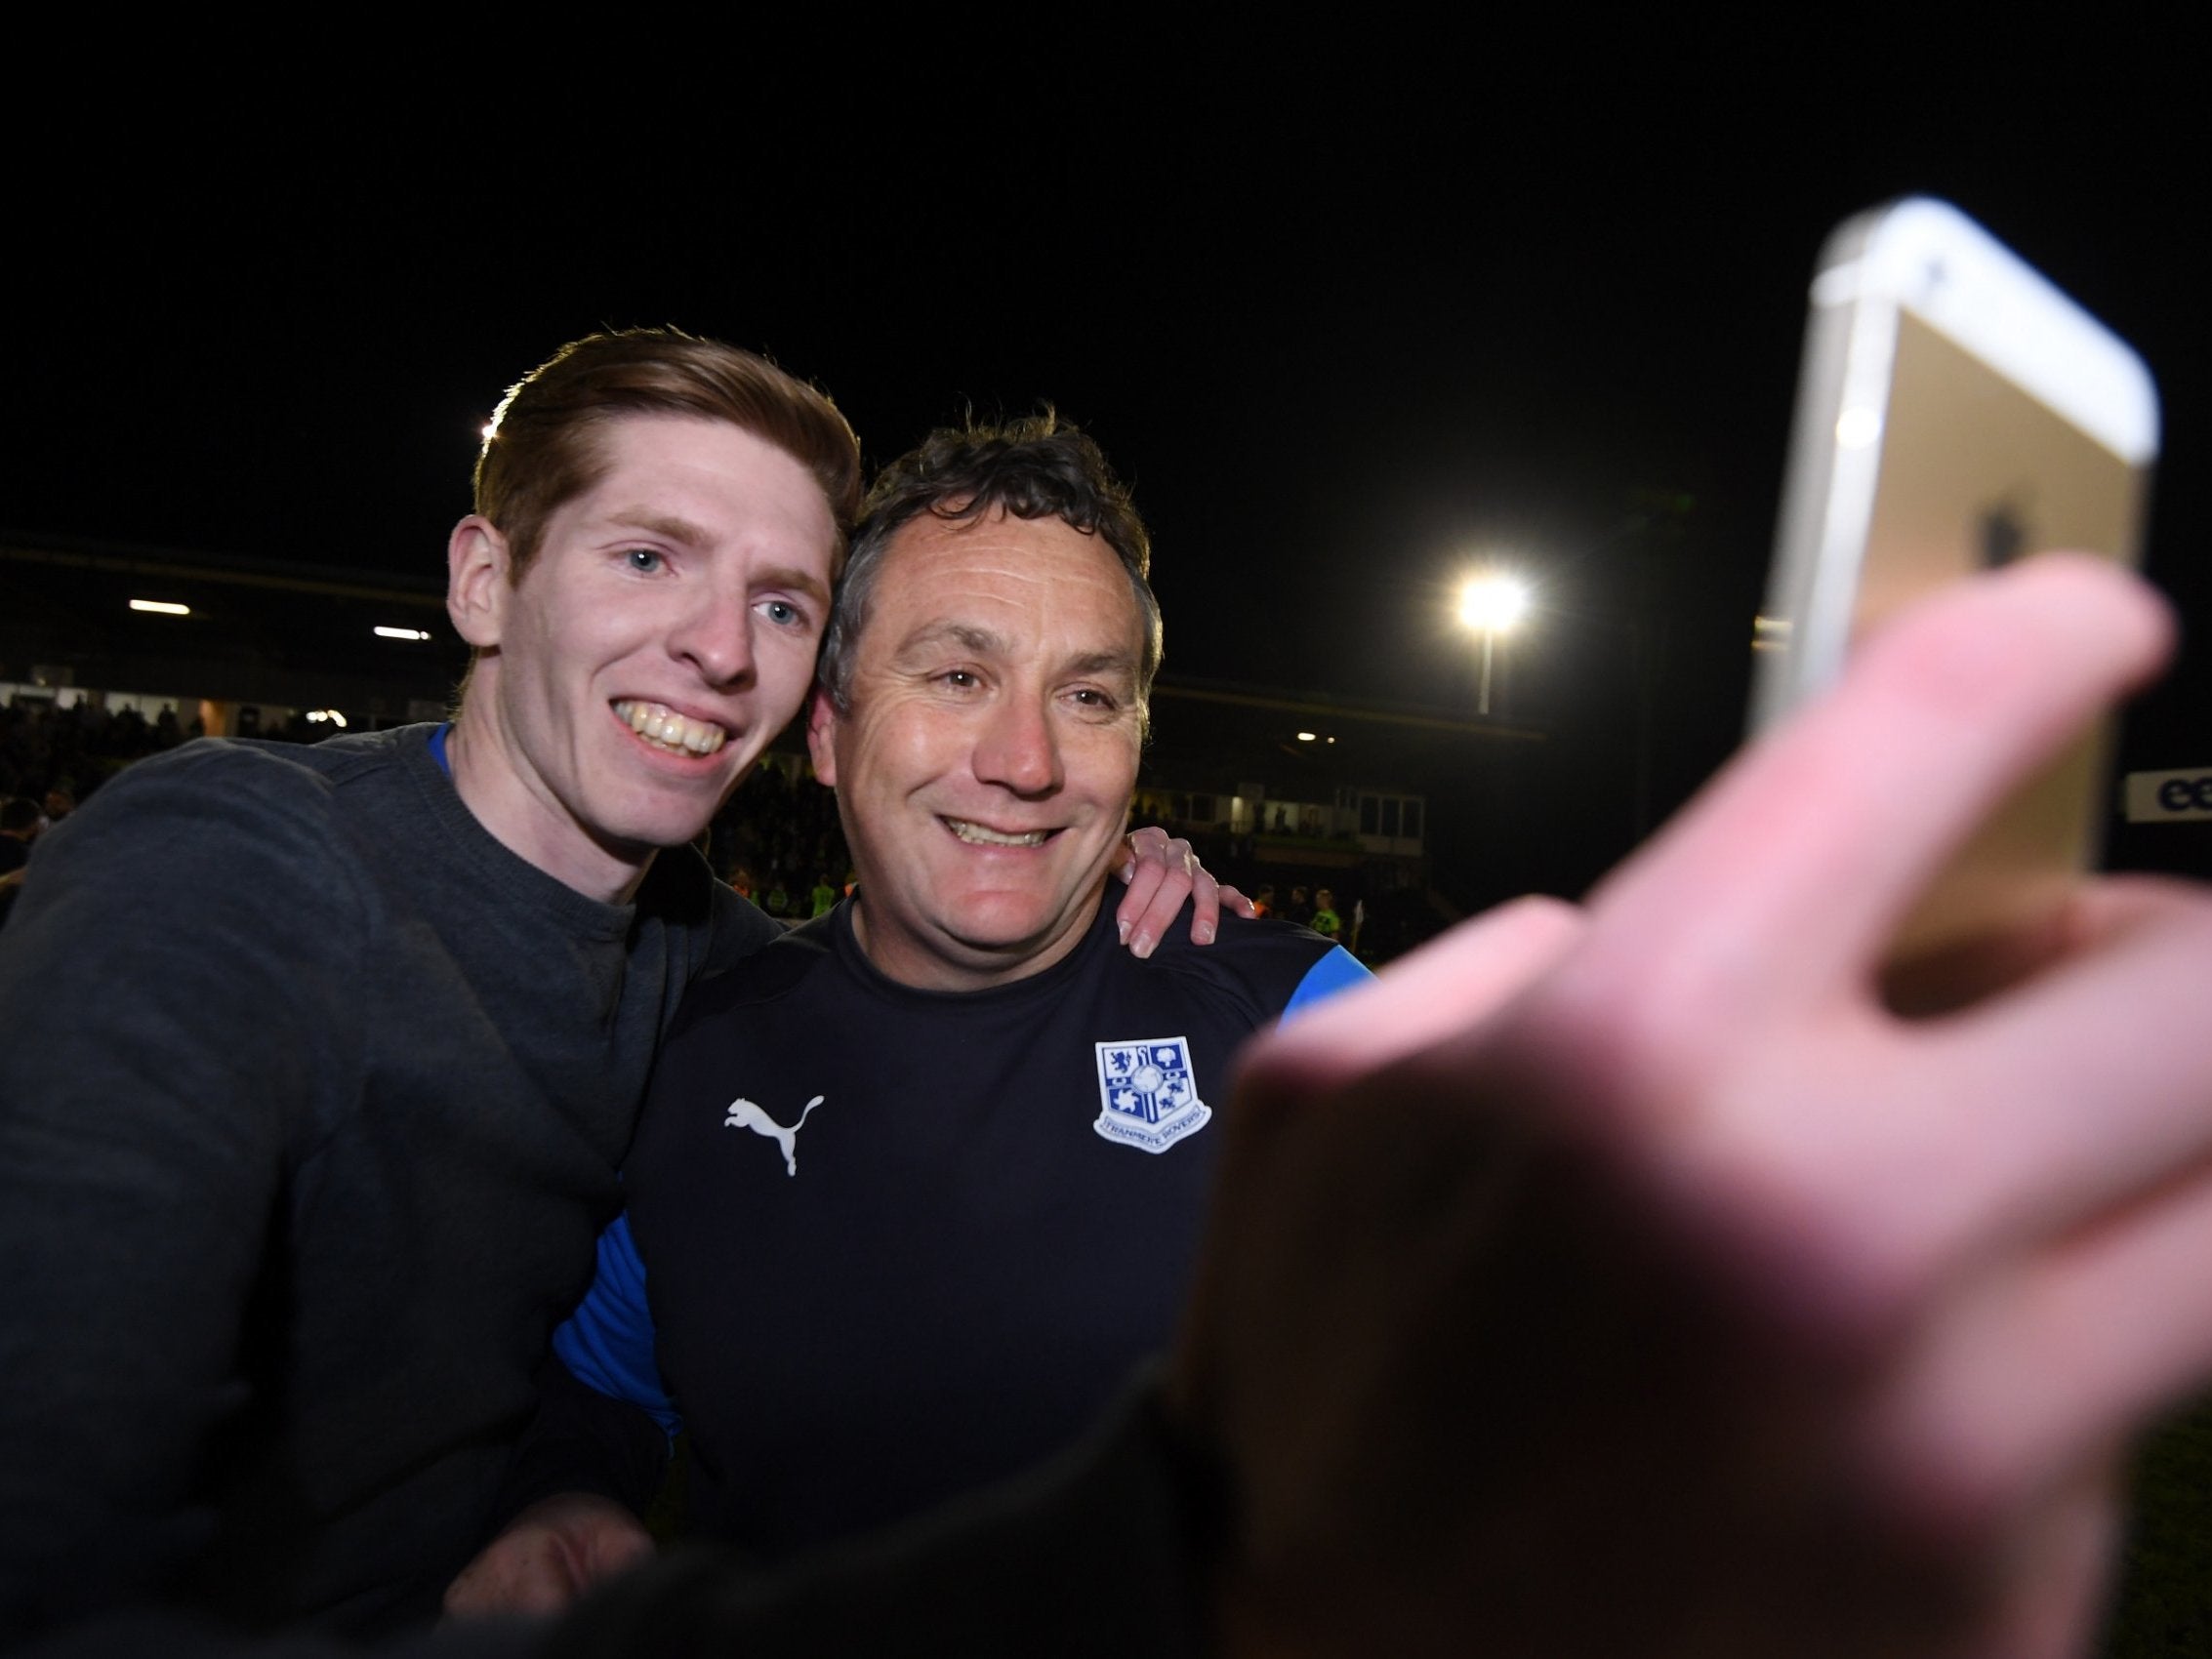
[816,412,1162,715]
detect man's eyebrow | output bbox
[755,563,833,609]
[1065,648,1139,681]
[601,513,830,606]
[892,621,1004,659]
[605,509,711,546]
[890,625,1137,681]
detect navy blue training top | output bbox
[553,895,1367,1558]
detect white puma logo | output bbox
[721,1095,825,1176]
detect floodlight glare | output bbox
[375,626,433,641]
[1455,571,1530,717]
[129,599,191,616]
[1456,574,1530,633]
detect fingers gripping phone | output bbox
[1752,197,2160,968]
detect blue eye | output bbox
[760,599,800,627]
[624,548,663,574]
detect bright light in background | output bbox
[129,599,190,616]
[1454,571,1531,717]
[1455,573,1530,633]
[375,626,433,641]
[1296,731,1317,743]
[305,709,349,728]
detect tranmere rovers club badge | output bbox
[1093,1036,1210,1153]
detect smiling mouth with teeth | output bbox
[946,819,1051,848]
[614,700,729,757]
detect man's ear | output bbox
[447,515,513,649]
[805,685,840,788]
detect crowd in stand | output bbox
[0,697,857,927]
[1,697,188,814]
[704,754,853,920]
[0,697,1448,956]
[2,700,188,922]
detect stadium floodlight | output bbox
[1455,573,1531,715]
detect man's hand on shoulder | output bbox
[442,1493,655,1621]
[1116,826,1256,957]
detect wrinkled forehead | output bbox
[868,509,1142,647]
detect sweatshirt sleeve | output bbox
[0,748,363,1641]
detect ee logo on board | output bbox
[2124,769,2212,824]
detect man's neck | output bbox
[848,886,1110,993]
[445,716,656,907]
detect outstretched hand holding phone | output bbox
[1172,555,2212,1659]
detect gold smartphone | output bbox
[1752,198,2159,968]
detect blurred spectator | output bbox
[0,799,38,876]
[1311,887,1341,941]
[0,798,37,930]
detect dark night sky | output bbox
[7,72,2203,851]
